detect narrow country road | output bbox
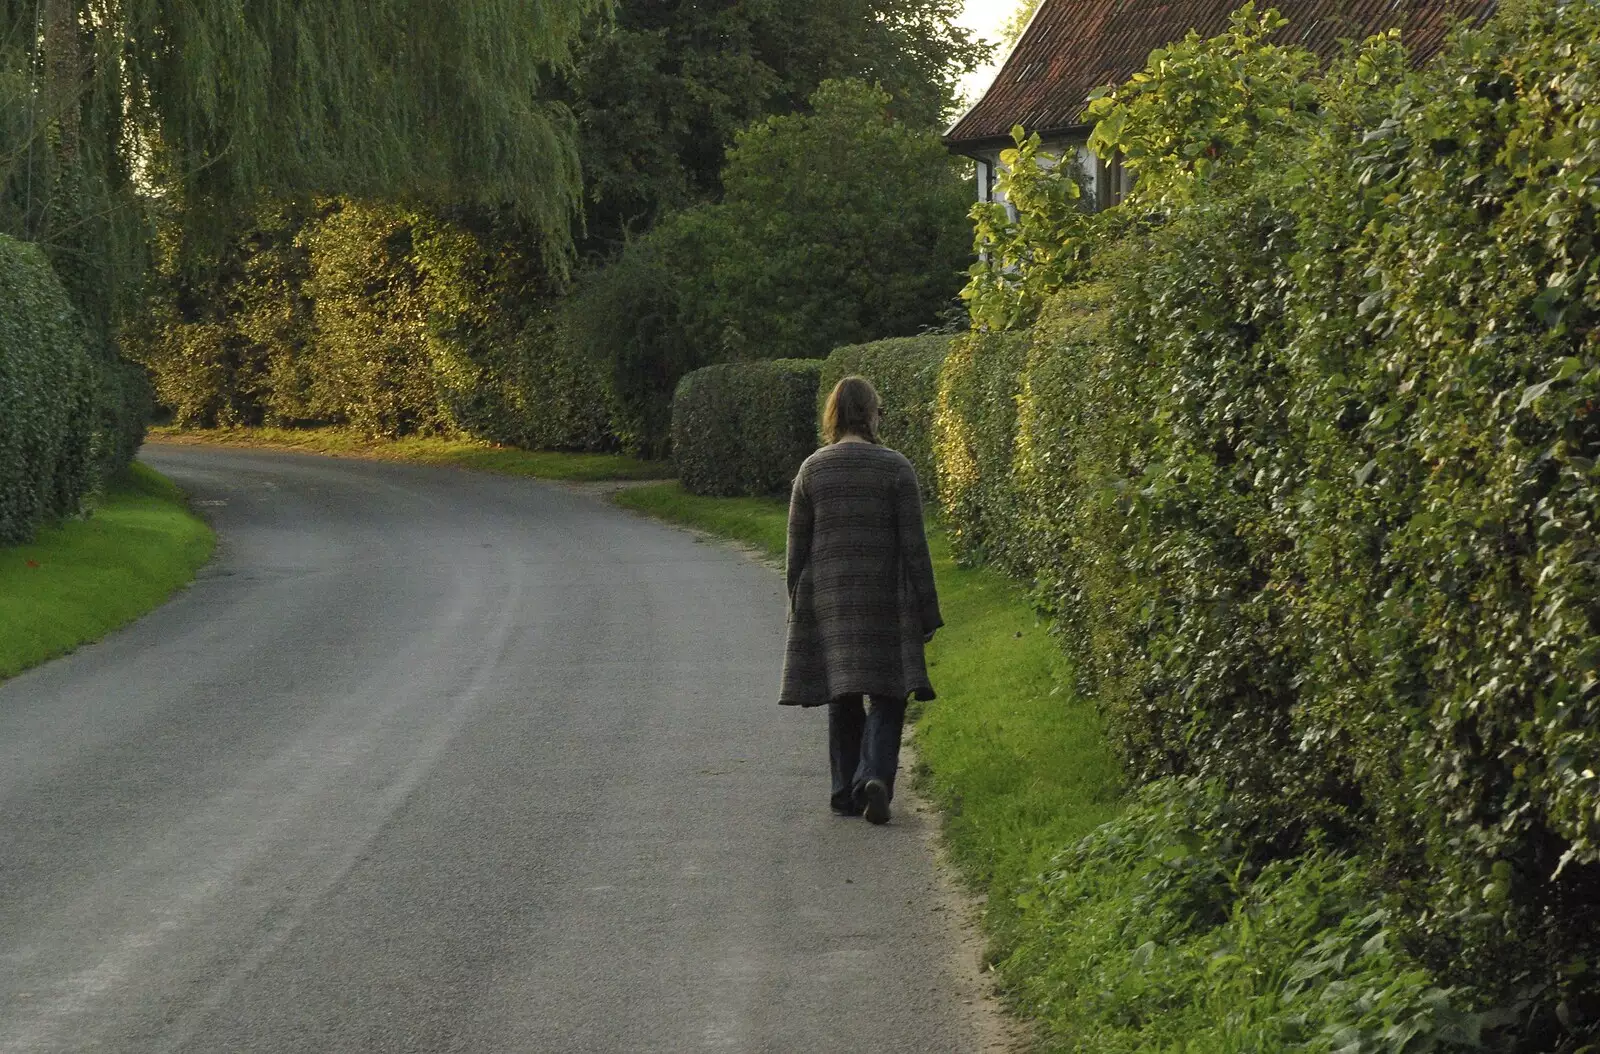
[0,446,991,1053]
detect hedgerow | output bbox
[0,235,98,544]
[818,335,952,498]
[130,201,613,448]
[936,3,1600,1042]
[671,359,824,497]
[932,329,1030,570]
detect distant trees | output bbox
[564,80,974,456]
[1002,0,1044,46]
[565,0,985,252]
[554,0,987,456]
[14,0,987,461]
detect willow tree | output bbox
[126,0,599,242]
[2,0,599,299]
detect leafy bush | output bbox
[406,210,614,451]
[819,335,952,499]
[131,201,613,448]
[440,311,612,451]
[671,359,824,497]
[693,79,972,362]
[964,129,1097,332]
[93,357,154,482]
[939,3,1600,1037]
[559,216,720,458]
[297,202,451,437]
[0,235,98,544]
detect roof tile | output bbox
[946,0,1499,149]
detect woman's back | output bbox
[802,442,907,572]
[780,441,941,707]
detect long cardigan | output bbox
[779,442,943,707]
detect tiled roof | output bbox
[946,0,1500,150]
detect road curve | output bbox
[0,446,989,1053]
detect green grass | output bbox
[0,463,215,680]
[910,544,1124,955]
[612,482,791,557]
[611,481,1124,976]
[149,425,675,482]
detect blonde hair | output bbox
[823,376,881,444]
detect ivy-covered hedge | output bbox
[938,4,1600,1040]
[0,235,98,544]
[819,335,951,500]
[671,359,824,497]
[932,329,1030,570]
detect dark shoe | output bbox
[831,802,864,817]
[861,779,890,825]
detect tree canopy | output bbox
[565,79,973,454]
[3,0,600,259]
[565,0,986,249]
[1001,0,1043,46]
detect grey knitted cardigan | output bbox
[779,442,943,707]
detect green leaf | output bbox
[1518,379,1556,412]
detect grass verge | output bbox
[0,463,214,680]
[612,481,791,558]
[149,426,675,483]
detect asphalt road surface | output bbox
[0,446,993,1053]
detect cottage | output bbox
[946,0,1501,210]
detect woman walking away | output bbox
[779,376,943,825]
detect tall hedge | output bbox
[936,3,1600,1035]
[130,200,613,448]
[932,329,1030,570]
[438,312,612,452]
[672,359,824,497]
[0,235,98,544]
[819,335,952,500]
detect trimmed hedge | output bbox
[671,359,824,497]
[93,357,154,484]
[818,335,951,500]
[437,312,612,452]
[0,235,98,544]
[937,3,1600,1037]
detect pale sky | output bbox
[954,0,1026,112]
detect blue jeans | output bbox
[828,695,907,814]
